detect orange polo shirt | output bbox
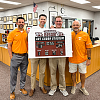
[69,30,93,64]
[7,28,28,54]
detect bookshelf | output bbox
[0,33,8,44]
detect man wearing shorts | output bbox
[69,20,93,95]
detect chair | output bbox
[94,37,99,40]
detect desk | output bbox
[0,47,3,62]
[77,45,100,83]
[27,44,100,86]
[2,47,10,66]
[0,43,100,86]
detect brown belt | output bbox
[12,52,27,56]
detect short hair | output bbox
[39,14,47,19]
[55,16,62,20]
[16,17,25,22]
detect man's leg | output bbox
[10,61,18,93]
[58,58,68,96]
[79,61,89,95]
[10,54,22,93]
[30,58,39,90]
[20,54,28,95]
[69,62,77,94]
[48,58,57,96]
[10,54,22,99]
[71,72,76,87]
[39,58,47,93]
[58,58,66,91]
[80,73,85,88]
[29,58,39,97]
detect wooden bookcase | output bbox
[0,33,8,44]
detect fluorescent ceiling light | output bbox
[92,6,100,9]
[0,7,4,9]
[0,0,21,5]
[70,0,91,4]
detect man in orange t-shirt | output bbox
[7,17,28,100]
[69,20,93,96]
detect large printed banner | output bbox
[28,28,72,58]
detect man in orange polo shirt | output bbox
[7,17,28,100]
[69,20,93,95]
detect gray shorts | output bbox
[69,61,86,74]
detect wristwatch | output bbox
[88,57,91,60]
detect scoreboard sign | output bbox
[35,30,65,57]
[28,28,72,58]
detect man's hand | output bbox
[8,43,13,59]
[86,59,91,66]
[69,51,73,58]
[10,55,13,59]
[50,25,54,29]
[26,29,30,34]
[26,29,30,41]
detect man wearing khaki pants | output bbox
[48,16,68,96]
[29,14,47,97]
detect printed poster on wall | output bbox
[28,28,72,58]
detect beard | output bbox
[73,28,79,31]
[19,24,24,29]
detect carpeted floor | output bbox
[0,61,100,100]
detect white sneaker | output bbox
[80,87,89,95]
[60,90,69,96]
[71,86,77,94]
[48,89,56,96]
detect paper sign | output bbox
[28,28,72,58]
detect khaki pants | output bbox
[49,58,66,91]
[30,58,46,90]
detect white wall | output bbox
[47,2,94,20]
[93,12,100,39]
[0,5,32,32]
[0,2,48,32]
[0,1,99,38]
[47,2,95,33]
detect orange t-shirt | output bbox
[69,30,93,64]
[7,28,28,54]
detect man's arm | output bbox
[86,48,91,66]
[26,30,30,41]
[8,43,13,59]
[26,35,28,41]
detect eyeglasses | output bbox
[55,21,62,23]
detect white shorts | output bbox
[69,61,86,74]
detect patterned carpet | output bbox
[0,61,100,100]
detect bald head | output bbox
[72,20,81,33]
[72,20,80,26]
